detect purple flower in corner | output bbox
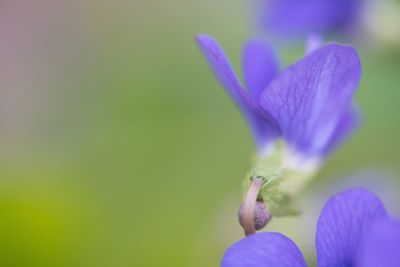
[256,0,364,37]
[195,34,360,163]
[221,188,400,267]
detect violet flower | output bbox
[195,34,360,162]
[221,188,400,267]
[195,34,361,220]
[256,0,364,37]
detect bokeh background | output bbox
[1,0,400,266]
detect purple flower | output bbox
[256,0,364,37]
[195,35,361,161]
[221,188,400,267]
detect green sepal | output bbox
[243,141,318,217]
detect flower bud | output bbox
[238,200,271,230]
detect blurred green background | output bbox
[0,0,400,266]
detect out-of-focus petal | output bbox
[305,33,323,55]
[242,39,278,102]
[259,0,363,37]
[195,34,279,150]
[356,218,400,267]
[316,188,387,267]
[221,232,307,267]
[259,44,361,157]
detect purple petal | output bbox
[321,107,359,155]
[259,44,361,157]
[316,188,388,267]
[246,113,280,152]
[242,39,278,102]
[195,34,248,111]
[221,232,307,267]
[259,0,363,37]
[195,34,279,150]
[356,218,400,267]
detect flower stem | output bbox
[242,177,264,236]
